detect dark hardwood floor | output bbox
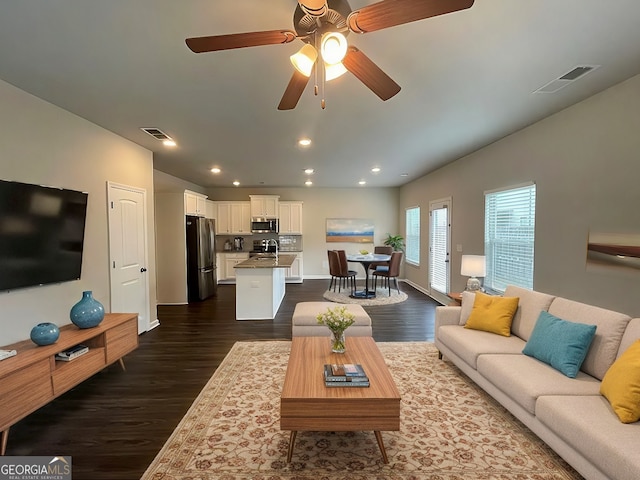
[5,279,440,480]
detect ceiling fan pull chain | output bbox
[313,31,319,97]
[321,61,326,109]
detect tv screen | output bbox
[0,179,88,291]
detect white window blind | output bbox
[406,207,420,265]
[429,206,448,293]
[484,183,536,293]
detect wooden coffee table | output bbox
[280,336,401,463]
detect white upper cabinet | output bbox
[250,195,279,218]
[205,200,217,219]
[279,201,303,234]
[215,201,251,234]
[184,190,207,217]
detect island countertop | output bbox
[234,254,296,269]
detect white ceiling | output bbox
[1,1,639,189]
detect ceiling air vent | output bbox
[141,127,172,141]
[533,65,600,94]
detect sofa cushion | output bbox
[536,395,640,480]
[477,354,601,415]
[600,340,640,423]
[464,292,519,336]
[458,290,476,325]
[548,297,631,380]
[618,318,640,358]
[522,311,597,378]
[504,285,555,341]
[438,325,526,369]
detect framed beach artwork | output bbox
[586,231,640,275]
[326,218,374,243]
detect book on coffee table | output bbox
[324,365,369,382]
[329,363,367,377]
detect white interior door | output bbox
[429,198,451,295]
[107,182,150,333]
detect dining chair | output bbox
[327,250,356,294]
[372,251,403,295]
[334,249,357,294]
[368,245,393,272]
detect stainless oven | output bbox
[251,218,278,233]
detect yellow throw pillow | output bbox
[600,340,640,423]
[464,292,519,337]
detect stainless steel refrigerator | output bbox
[186,216,217,301]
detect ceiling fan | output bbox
[186,0,474,110]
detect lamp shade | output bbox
[461,255,486,277]
[290,44,318,77]
[320,32,347,65]
[324,62,347,81]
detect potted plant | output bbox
[383,234,405,252]
[316,306,355,353]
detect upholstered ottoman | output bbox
[291,301,372,337]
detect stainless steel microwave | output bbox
[251,218,278,233]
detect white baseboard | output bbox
[147,319,160,331]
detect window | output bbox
[405,207,420,265]
[429,199,451,294]
[484,183,536,293]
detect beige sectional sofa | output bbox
[435,285,640,480]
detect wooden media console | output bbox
[0,313,138,455]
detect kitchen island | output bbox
[234,254,296,320]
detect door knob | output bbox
[140,267,147,273]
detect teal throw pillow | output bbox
[522,311,597,378]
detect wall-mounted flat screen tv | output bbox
[0,179,88,291]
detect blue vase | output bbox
[30,322,60,346]
[70,291,105,328]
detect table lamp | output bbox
[461,255,486,291]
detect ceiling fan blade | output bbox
[343,47,400,101]
[186,30,297,53]
[278,70,312,110]
[348,0,474,33]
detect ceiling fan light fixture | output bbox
[321,32,347,65]
[324,62,347,81]
[290,44,318,77]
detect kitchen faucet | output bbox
[267,238,278,257]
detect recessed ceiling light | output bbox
[371,167,381,173]
[210,167,221,174]
[298,138,312,147]
[304,168,314,174]
[162,139,177,147]
[233,181,240,186]
[358,180,366,186]
[305,180,313,186]
[400,173,409,177]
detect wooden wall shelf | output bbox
[0,313,138,455]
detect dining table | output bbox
[346,253,392,299]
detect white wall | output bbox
[400,74,640,317]
[0,79,156,345]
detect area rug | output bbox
[322,288,408,306]
[140,341,582,480]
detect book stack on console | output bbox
[324,363,370,387]
[0,349,17,361]
[55,344,89,362]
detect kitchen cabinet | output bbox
[184,190,207,217]
[250,195,279,218]
[215,202,251,234]
[285,252,303,283]
[219,253,249,282]
[205,200,217,220]
[279,201,303,234]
